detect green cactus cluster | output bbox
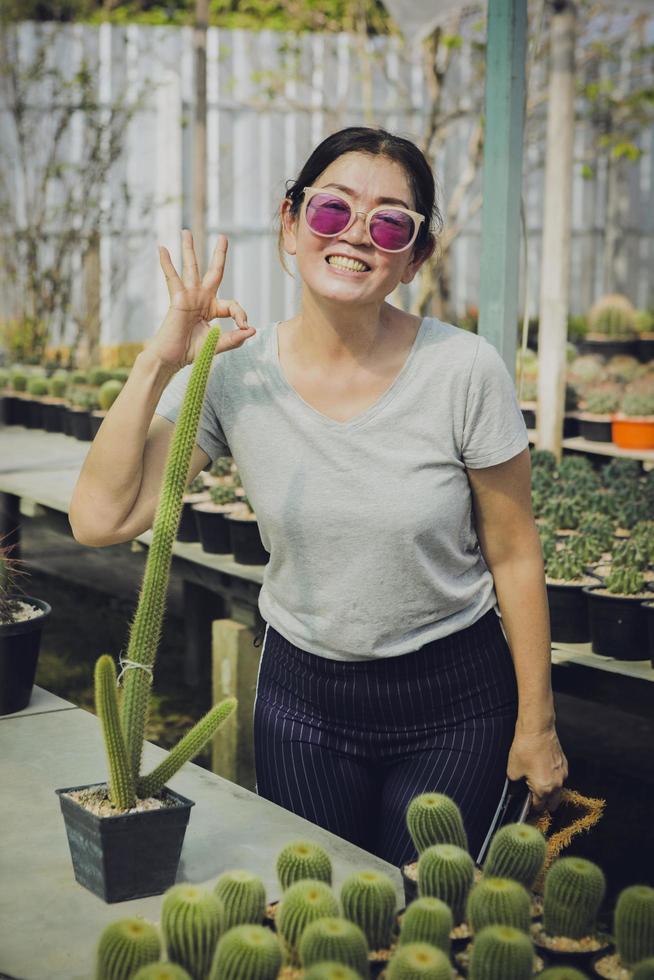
[615,884,654,968]
[466,877,531,934]
[602,457,642,486]
[277,879,340,964]
[482,823,547,890]
[98,379,124,411]
[26,376,48,396]
[406,792,468,853]
[620,390,654,418]
[537,524,557,562]
[298,917,369,976]
[10,370,27,392]
[49,375,68,398]
[210,456,234,477]
[606,355,643,383]
[132,965,192,980]
[543,857,605,940]
[577,511,615,551]
[587,293,637,338]
[303,965,363,980]
[208,924,282,980]
[584,389,621,415]
[612,538,648,571]
[605,564,646,596]
[567,532,604,566]
[568,354,605,384]
[187,475,207,495]
[417,843,474,925]
[398,897,452,954]
[545,547,587,583]
[468,924,534,980]
[93,328,237,810]
[632,521,654,562]
[530,449,558,472]
[87,367,113,386]
[210,485,239,506]
[161,884,224,979]
[542,496,583,531]
[214,869,266,929]
[340,869,397,951]
[387,942,452,979]
[538,969,588,980]
[276,840,332,891]
[95,917,161,980]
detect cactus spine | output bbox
[483,823,546,889]
[208,924,282,980]
[298,917,370,977]
[340,870,397,951]
[398,897,452,954]
[161,884,224,979]
[132,967,192,980]
[303,966,363,980]
[93,328,237,808]
[406,793,468,853]
[387,942,452,979]
[94,656,133,809]
[417,843,474,924]
[277,879,340,965]
[615,884,654,967]
[467,878,531,934]
[468,924,534,980]
[277,840,332,890]
[214,869,266,929]
[95,918,161,980]
[543,857,606,939]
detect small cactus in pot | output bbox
[208,923,282,980]
[340,869,397,952]
[467,924,534,980]
[482,823,547,890]
[95,918,162,980]
[614,884,654,968]
[277,840,332,891]
[386,941,452,979]
[417,843,475,925]
[542,857,605,940]
[298,917,370,977]
[161,884,224,979]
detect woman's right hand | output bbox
[147,230,256,372]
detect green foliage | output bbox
[542,496,583,532]
[578,511,615,550]
[538,970,588,980]
[398,897,452,954]
[565,383,580,411]
[50,375,68,398]
[210,485,238,506]
[277,880,340,965]
[210,457,234,477]
[543,857,606,940]
[98,379,124,411]
[605,564,646,596]
[482,823,547,890]
[95,918,161,980]
[0,317,49,364]
[70,370,88,384]
[606,355,643,383]
[635,310,654,335]
[10,370,27,392]
[567,532,603,566]
[557,455,595,482]
[567,315,588,343]
[214,870,266,930]
[161,884,224,979]
[587,294,637,338]
[303,966,362,980]
[88,367,113,386]
[298,917,369,976]
[612,538,648,571]
[568,354,605,384]
[208,923,282,980]
[187,475,206,495]
[406,792,468,853]
[584,389,621,415]
[277,840,332,891]
[132,965,192,980]
[468,924,534,980]
[620,390,654,417]
[417,844,474,925]
[466,878,531,934]
[26,376,48,396]
[615,885,654,968]
[632,521,654,563]
[387,941,452,979]
[602,457,642,487]
[530,449,558,472]
[340,869,397,951]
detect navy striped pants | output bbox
[253,609,518,868]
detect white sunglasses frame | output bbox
[299,185,425,253]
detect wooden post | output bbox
[211,619,262,792]
[477,0,527,375]
[536,2,576,459]
[193,0,208,268]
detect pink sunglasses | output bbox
[300,185,425,253]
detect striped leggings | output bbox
[253,609,518,868]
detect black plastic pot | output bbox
[89,411,105,439]
[520,404,536,430]
[1,393,16,425]
[563,413,580,438]
[192,503,237,553]
[577,414,614,443]
[583,585,650,660]
[637,334,654,364]
[577,337,639,359]
[547,578,599,643]
[532,933,612,972]
[643,600,654,668]
[55,782,195,903]
[9,395,29,427]
[42,401,65,433]
[25,398,44,429]
[68,408,93,441]
[226,514,269,565]
[0,596,51,715]
[62,406,76,436]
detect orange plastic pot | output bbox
[611,416,654,450]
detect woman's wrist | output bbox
[136,344,180,384]
[514,709,556,736]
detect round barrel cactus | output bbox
[538,969,592,980]
[277,879,340,964]
[387,941,452,979]
[468,924,534,980]
[615,884,654,968]
[398,897,452,954]
[467,878,531,934]
[161,884,223,979]
[95,918,161,980]
[406,792,468,853]
[208,924,282,980]
[214,869,266,929]
[303,965,363,980]
[132,966,192,980]
[340,869,397,951]
[98,379,124,412]
[276,840,332,890]
[632,959,654,980]
[417,843,474,924]
[543,857,605,940]
[482,823,547,889]
[298,916,369,976]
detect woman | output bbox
[69,126,567,868]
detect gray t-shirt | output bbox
[155,317,529,661]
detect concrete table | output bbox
[0,698,402,980]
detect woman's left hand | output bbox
[506,725,568,813]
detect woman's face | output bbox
[281,151,431,308]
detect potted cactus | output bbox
[176,473,211,543]
[577,388,621,443]
[592,884,654,979]
[635,308,654,363]
[401,793,471,909]
[225,495,269,566]
[24,375,49,429]
[89,378,125,438]
[192,484,242,554]
[67,384,99,441]
[7,368,30,426]
[545,544,602,643]
[41,373,69,432]
[583,548,652,660]
[579,294,639,359]
[612,389,654,450]
[0,537,52,715]
[518,377,538,431]
[55,328,237,903]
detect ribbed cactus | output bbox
[587,293,636,337]
[10,371,27,392]
[208,924,282,980]
[132,966,192,980]
[406,793,468,853]
[467,878,531,934]
[50,376,68,398]
[387,942,452,979]
[615,884,654,967]
[276,840,332,890]
[543,857,606,939]
[340,870,397,951]
[95,918,161,980]
[632,959,654,980]
[303,965,363,980]
[298,917,370,976]
[620,391,654,418]
[584,389,620,415]
[161,884,224,979]
[398,897,452,954]
[545,548,587,583]
[98,379,124,411]
[93,328,237,808]
[538,969,591,980]
[468,924,534,980]
[277,879,340,965]
[94,656,133,810]
[482,823,547,889]
[214,869,266,929]
[417,843,474,924]
[88,367,114,386]
[605,564,646,597]
[27,376,48,396]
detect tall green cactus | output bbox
[543,857,605,939]
[95,918,161,980]
[132,964,192,980]
[468,924,534,980]
[417,843,474,925]
[94,656,133,810]
[340,869,397,951]
[277,879,340,965]
[398,897,452,954]
[466,878,531,934]
[386,942,452,980]
[277,840,332,891]
[161,884,224,979]
[615,884,654,968]
[208,924,282,980]
[94,328,237,808]
[482,823,547,890]
[406,793,468,853]
[303,965,362,980]
[214,869,266,930]
[298,917,370,977]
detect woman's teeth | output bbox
[326,256,369,272]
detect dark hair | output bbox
[277,126,442,276]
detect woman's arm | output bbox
[467,447,568,812]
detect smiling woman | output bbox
[69,125,567,870]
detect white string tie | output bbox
[116,654,154,687]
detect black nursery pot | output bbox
[177,500,201,543]
[643,601,654,668]
[10,394,30,427]
[583,586,649,660]
[42,401,65,433]
[0,596,51,715]
[89,411,105,439]
[577,337,638,359]
[192,504,234,553]
[55,783,195,903]
[520,405,536,430]
[226,514,269,565]
[68,408,93,441]
[547,578,599,643]
[578,415,614,443]
[637,335,654,363]
[25,398,44,429]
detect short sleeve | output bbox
[461,337,529,468]
[155,359,230,462]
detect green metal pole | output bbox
[477,0,527,378]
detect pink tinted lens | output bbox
[370,209,415,250]
[306,194,352,235]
